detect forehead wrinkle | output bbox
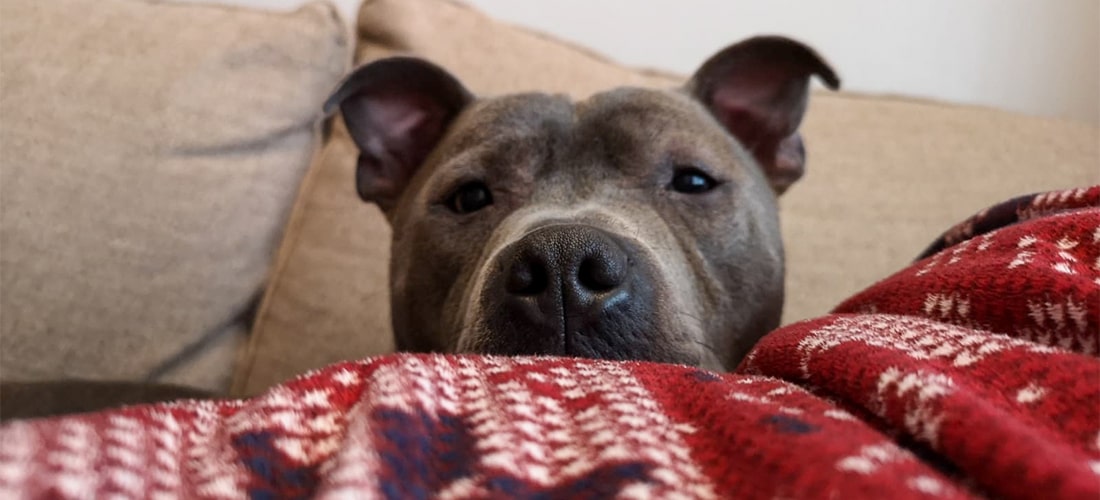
[578,87,696,138]
[446,93,575,151]
[571,88,701,178]
[577,87,754,184]
[426,93,576,191]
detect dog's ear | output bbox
[324,57,473,211]
[687,36,839,195]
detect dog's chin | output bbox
[453,323,712,369]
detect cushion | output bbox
[0,0,351,392]
[234,0,1099,395]
[785,94,1097,323]
[168,0,365,33]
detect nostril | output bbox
[506,259,548,296]
[577,255,625,293]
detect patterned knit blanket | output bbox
[2,186,1098,499]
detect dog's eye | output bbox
[671,167,718,194]
[448,181,493,214]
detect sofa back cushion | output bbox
[0,0,351,392]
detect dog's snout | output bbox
[503,225,628,301]
[501,225,629,309]
[504,259,546,296]
[578,254,625,293]
[482,224,656,358]
[474,222,700,365]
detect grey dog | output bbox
[0,37,839,421]
[325,36,839,371]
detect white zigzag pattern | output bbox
[312,365,383,499]
[50,420,101,498]
[187,403,246,499]
[914,227,1006,276]
[1052,237,1081,275]
[0,422,36,497]
[227,379,348,469]
[1023,297,1095,353]
[915,252,944,277]
[908,474,949,495]
[102,416,145,498]
[836,442,911,474]
[317,357,716,498]
[922,292,971,320]
[148,411,184,499]
[977,232,997,252]
[798,315,1052,376]
[1007,234,1040,269]
[875,368,955,447]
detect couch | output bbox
[1,0,1095,399]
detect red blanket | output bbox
[3,186,1098,499]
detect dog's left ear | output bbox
[687,36,839,195]
[324,57,473,212]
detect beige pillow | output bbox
[784,94,1097,321]
[0,0,351,392]
[235,0,1099,395]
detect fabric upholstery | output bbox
[0,0,351,392]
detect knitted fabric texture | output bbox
[2,186,1098,499]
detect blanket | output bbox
[2,186,1098,499]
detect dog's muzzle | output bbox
[477,223,671,360]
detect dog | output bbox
[325,36,839,371]
[2,37,836,421]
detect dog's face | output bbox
[326,37,838,370]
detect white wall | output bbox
[464,0,1100,124]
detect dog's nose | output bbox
[501,224,629,311]
[479,223,689,362]
[484,223,648,356]
[504,224,628,300]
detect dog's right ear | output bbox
[324,57,473,211]
[686,36,839,195]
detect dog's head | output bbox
[326,36,838,370]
